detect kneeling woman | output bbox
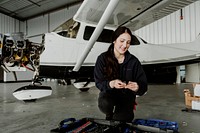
[94,26,148,122]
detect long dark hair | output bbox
[104,26,133,80]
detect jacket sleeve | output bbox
[94,55,112,92]
[134,60,148,96]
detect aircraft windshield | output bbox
[132,35,140,45]
[54,18,80,38]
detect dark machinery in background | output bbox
[0,32,52,101]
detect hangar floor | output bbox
[0,80,199,133]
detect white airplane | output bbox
[39,0,200,90]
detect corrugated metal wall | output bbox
[26,4,80,43]
[135,0,200,44]
[0,13,23,34]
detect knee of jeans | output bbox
[98,100,114,113]
[98,98,110,109]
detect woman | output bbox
[94,26,148,122]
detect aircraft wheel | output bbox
[79,88,90,92]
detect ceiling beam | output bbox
[23,0,83,21]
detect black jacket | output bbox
[94,51,147,96]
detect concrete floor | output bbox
[0,80,199,133]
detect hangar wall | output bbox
[135,1,200,44]
[0,13,24,34]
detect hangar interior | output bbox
[0,0,200,133]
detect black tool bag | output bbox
[50,117,179,133]
[50,117,136,133]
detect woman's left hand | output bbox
[125,81,139,92]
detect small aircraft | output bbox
[39,0,200,90]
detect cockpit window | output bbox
[53,18,80,38]
[83,26,113,43]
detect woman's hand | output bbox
[109,79,126,89]
[125,81,139,92]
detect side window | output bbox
[131,35,140,45]
[83,26,113,43]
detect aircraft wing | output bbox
[74,0,198,31]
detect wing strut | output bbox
[73,0,119,71]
